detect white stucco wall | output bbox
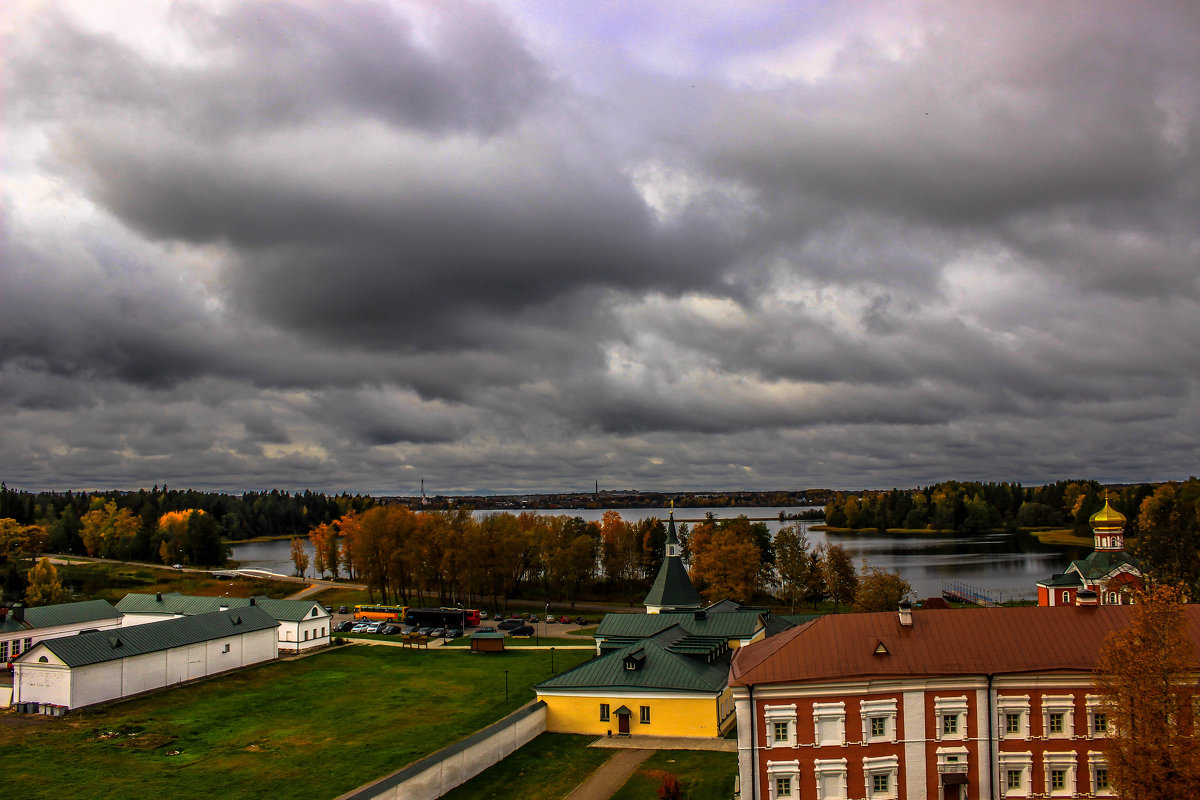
[14,626,279,709]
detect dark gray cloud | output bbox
[2,0,1199,493]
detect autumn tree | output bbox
[80,500,140,559]
[0,519,46,559]
[1132,480,1200,595]
[289,538,310,578]
[1094,584,1200,800]
[774,524,814,613]
[822,543,858,612]
[854,564,913,612]
[600,511,642,602]
[156,510,192,564]
[25,557,68,606]
[688,523,762,602]
[309,522,334,578]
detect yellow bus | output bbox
[353,604,407,622]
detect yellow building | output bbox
[535,631,736,738]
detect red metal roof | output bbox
[730,604,1200,686]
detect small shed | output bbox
[470,632,505,653]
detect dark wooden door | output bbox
[618,714,630,735]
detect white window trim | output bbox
[862,755,900,800]
[813,701,846,747]
[767,760,800,800]
[860,698,898,744]
[1043,752,1077,797]
[814,758,848,800]
[934,696,969,742]
[765,704,798,748]
[997,694,1031,741]
[1085,695,1109,739]
[936,746,969,777]
[1041,694,1075,740]
[998,752,1033,798]
[1088,752,1114,797]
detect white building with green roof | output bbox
[12,605,279,710]
[117,592,331,651]
[1,599,123,667]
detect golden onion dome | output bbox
[1090,499,1126,529]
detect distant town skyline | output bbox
[3,1,1198,495]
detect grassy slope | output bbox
[0,646,591,800]
[439,733,610,800]
[609,750,738,800]
[55,561,296,604]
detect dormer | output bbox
[623,649,646,671]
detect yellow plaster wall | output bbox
[539,692,724,738]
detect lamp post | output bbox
[550,646,555,673]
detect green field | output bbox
[54,560,296,604]
[609,749,737,800]
[440,733,610,800]
[0,645,591,800]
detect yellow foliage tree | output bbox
[25,557,68,606]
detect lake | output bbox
[228,506,1081,602]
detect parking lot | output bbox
[327,607,596,646]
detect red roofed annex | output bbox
[729,603,1200,800]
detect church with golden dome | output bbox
[1036,497,1143,606]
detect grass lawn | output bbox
[310,586,375,607]
[54,560,296,604]
[1026,528,1092,547]
[0,645,592,800]
[568,626,598,637]
[440,733,609,800]
[610,750,738,800]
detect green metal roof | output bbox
[536,636,729,694]
[23,606,278,668]
[1040,572,1084,588]
[1068,550,1141,581]
[643,554,703,609]
[2,600,121,633]
[117,593,326,623]
[596,610,763,641]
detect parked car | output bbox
[526,614,539,624]
[172,563,183,570]
[559,616,572,624]
[445,628,463,639]
[479,611,489,620]
[509,625,534,637]
[378,624,399,635]
[351,623,371,633]
[497,618,525,631]
[575,617,589,625]
[417,627,434,636]
[338,606,349,614]
[476,627,496,634]
[334,621,355,633]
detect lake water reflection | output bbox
[229,506,1082,602]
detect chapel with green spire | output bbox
[643,505,703,614]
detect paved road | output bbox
[564,749,653,800]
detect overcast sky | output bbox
[2,0,1198,495]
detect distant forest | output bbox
[0,484,375,559]
[822,479,1158,535]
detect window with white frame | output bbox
[863,755,899,799]
[600,703,609,721]
[764,704,797,748]
[860,698,897,743]
[1088,753,1113,796]
[998,752,1032,797]
[936,746,969,779]
[1085,695,1109,738]
[934,696,968,741]
[1043,752,1076,797]
[814,758,848,800]
[1041,695,1075,739]
[1061,591,1070,604]
[1,641,8,661]
[767,760,800,800]
[997,695,1031,740]
[813,702,846,747]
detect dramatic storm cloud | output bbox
[2,0,1198,493]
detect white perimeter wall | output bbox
[15,627,278,709]
[337,703,547,800]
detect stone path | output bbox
[563,748,653,800]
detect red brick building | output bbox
[1036,499,1142,608]
[729,603,1200,800]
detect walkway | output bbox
[564,748,653,800]
[590,734,736,752]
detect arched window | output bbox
[1062,591,1070,604]
[38,656,48,663]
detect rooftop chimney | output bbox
[13,604,24,624]
[1076,589,1099,608]
[249,598,255,606]
[694,610,707,621]
[898,602,913,627]
[155,593,162,602]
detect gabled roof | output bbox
[1,600,121,634]
[730,605,1200,687]
[22,606,278,668]
[597,610,764,641]
[537,637,730,694]
[117,593,327,623]
[1038,572,1084,588]
[1067,550,1141,581]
